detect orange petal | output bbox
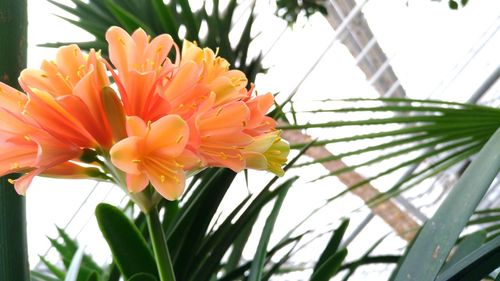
[25,89,96,147]
[126,116,148,137]
[54,44,87,86]
[0,82,27,114]
[110,136,144,175]
[13,169,41,195]
[197,101,250,136]
[106,26,134,79]
[144,157,185,200]
[176,149,201,170]
[126,172,149,193]
[146,115,189,155]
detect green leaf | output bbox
[449,0,459,9]
[128,273,157,281]
[31,271,60,281]
[392,128,500,281]
[435,235,500,281]
[314,219,349,272]
[95,203,157,280]
[40,256,65,280]
[104,0,153,34]
[310,249,348,281]
[442,231,487,271]
[85,272,98,281]
[248,180,291,281]
[65,247,85,281]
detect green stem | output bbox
[146,207,176,281]
[0,0,29,280]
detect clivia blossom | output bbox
[0,26,289,210]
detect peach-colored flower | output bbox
[160,40,248,119]
[0,26,289,203]
[20,45,113,148]
[105,27,175,122]
[110,115,198,200]
[0,83,88,194]
[186,93,252,172]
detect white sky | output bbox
[24,0,499,280]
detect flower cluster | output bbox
[0,26,288,203]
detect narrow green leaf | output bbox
[435,235,500,281]
[314,219,349,272]
[104,0,153,34]
[393,128,500,281]
[443,231,487,271]
[31,271,59,281]
[40,256,65,280]
[95,203,157,280]
[65,247,85,281]
[310,249,348,281]
[248,180,291,281]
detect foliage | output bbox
[275,0,328,25]
[45,0,263,82]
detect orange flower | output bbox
[186,93,252,172]
[0,26,289,204]
[105,27,175,122]
[160,40,248,119]
[20,45,113,148]
[0,83,89,194]
[110,115,199,200]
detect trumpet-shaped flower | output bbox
[110,115,199,200]
[160,40,248,119]
[0,26,289,206]
[20,45,113,148]
[105,27,174,122]
[243,131,289,176]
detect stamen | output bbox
[242,121,247,126]
[10,162,20,170]
[24,135,31,142]
[160,175,165,183]
[216,107,223,117]
[73,47,78,57]
[176,135,183,144]
[119,37,126,46]
[41,74,48,78]
[7,179,15,184]
[132,159,141,163]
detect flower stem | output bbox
[146,207,176,281]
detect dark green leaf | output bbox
[248,180,291,281]
[95,203,157,280]
[314,219,349,272]
[443,231,487,270]
[436,235,500,281]
[392,128,500,281]
[310,249,348,281]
